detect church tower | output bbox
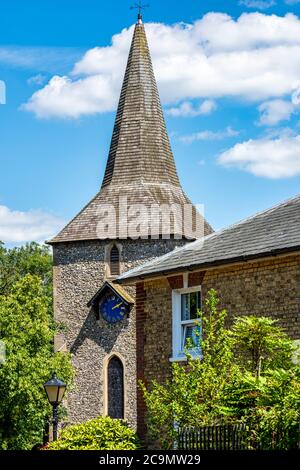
[49,14,212,427]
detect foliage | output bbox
[142,289,300,449]
[46,417,140,450]
[0,242,53,303]
[0,267,74,449]
[227,368,300,450]
[231,316,293,377]
[141,290,240,448]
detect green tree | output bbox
[141,290,240,448]
[254,367,300,449]
[0,275,74,450]
[0,242,53,299]
[227,318,299,449]
[231,316,293,378]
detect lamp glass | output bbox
[57,385,66,403]
[44,385,59,405]
[44,374,66,405]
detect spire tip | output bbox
[131,2,149,24]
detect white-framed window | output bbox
[171,287,202,361]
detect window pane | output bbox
[192,323,202,348]
[108,356,124,419]
[181,294,190,321]
[181,291,201,321]
[182,323,202,350]
[189,292,200,319]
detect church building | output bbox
[49,13,212,428]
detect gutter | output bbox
[115,244,300,285]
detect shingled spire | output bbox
[50,17,212,243]
[102,16,180,189]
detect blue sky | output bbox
[1,0,300,245]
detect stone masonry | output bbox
[53,238,186,427]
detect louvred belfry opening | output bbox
[49,16,213,244]
[110,245,120,276]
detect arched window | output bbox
[107,356,124,419]
[110,245,120,276]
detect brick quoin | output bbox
[136,282,147,439]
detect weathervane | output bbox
[130,1,150,21]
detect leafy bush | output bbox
[46,417,140,450]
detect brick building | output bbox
[117,195,300,436]
[48,14,211,427]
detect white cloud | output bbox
[0,46,82,73]
[0,205,65,244]
[263,126,297,138]
[27,74,47,86]
[292,85,300,105]
[258,99,295,125]
[180,127,239,143]
[22,75,117,119]
[239,1,276,10]
[0,80,5,105]
[166,99,217,117]
[23,13,300,118]
[218,135,300,178]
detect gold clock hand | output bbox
[112,302,123,310]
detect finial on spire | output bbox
[130,2,150,22]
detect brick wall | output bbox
[202,254,300,337]
[137,252,300,438]
[136,281,147,437]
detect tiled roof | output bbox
[49,18,212,244]
[87,281,134,308]
[117,194,300,283]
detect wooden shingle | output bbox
[49,19,212,244]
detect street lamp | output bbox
[44,372,66,441]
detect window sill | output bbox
[169,356,187,363]
[169,353,203,363]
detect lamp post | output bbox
[44,373,66,441]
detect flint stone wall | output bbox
[53,238,187,427]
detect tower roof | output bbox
[50,18,212,244]
[102,16,180,189]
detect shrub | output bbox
[46,417,139,450]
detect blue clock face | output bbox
[100,293,128,324]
